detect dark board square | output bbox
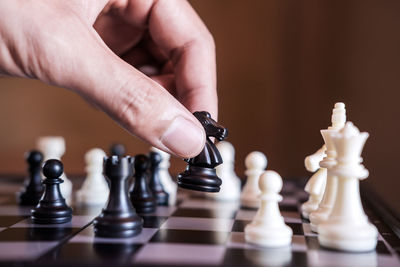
[222,248,308,267]
[39,242,142,263]
[231,220,250,232]
[142,216,168,228]
[287,223,304,235]
[0,216,27,227]
[376,240,391,255]
[150,229,230,245]
[0,227,79,241]
[172,208,236,219]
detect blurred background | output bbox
[0,1,399,214]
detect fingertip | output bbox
[160,115,206,158]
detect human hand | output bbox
[0,0,217,158]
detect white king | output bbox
[318,122,378,252]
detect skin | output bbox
[0,0,218,158]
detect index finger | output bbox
[122,0,218,119]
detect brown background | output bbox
[0,1,399,214]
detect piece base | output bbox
[93,213,143,238]
[177,166,221,193]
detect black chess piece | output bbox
[130,154,157,213]
[148,151,169,206]
[110,143,126,157]
[93,156,142,238]
[177,111,228,192]
[31,159,72,224]
[19,150,44,206]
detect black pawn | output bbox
[130,155,156,213]
[110,143,126,157]
[31,159,72,224]
[19,150,44,206]
[93,156,142,238]
[148,151,169,206]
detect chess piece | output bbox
[31,159,72,224]
[130,154,157,213]
[309,102,346,232]
[240,151,267,209]
[110,143,126,157]
[18,150,44,206]
[207,141,241,201]
[301,145,327,219]
[37,136,72,201]
[93,156,142,237]
[318,122,377,252]
[76,148,109,206]
[177,111,228,192]
[148,151,169,206]
[150,147,177,206]
[245,170,293,247]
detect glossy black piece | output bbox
[178,111,228,192]
[110,143,126,157]
[148,151,169,206]
[19,150,44,206]
[93,156,142,238]
[31,159,72,224]
[130,155,157,214]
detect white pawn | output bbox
[245,170,293,247]
[240,152,267,208]
[37,136,72,201]
[207,141,241,201]
[301,146,327,219]
[151,147,177,206]
[76,148,109,206]
[318,122,377,252]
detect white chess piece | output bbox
[207,141,241,201]
[151,147,177,206]
[318,122,377,252]
[245,170,293,247]
[76,148,109,206]
[301,145,327,219]
[37,136,72,200]
[240,151,267,208]
[309,102,346,232]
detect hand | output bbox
[0,0,217,158]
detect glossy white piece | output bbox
[318,122,377,252]
[207,141,241,201]
[245,170,293,247]
[309,102,346,232]
[151,147,177,206]
[302,145,327,219]
[37,136,72,200]
[76,148,109,206]
[240,151,267,208]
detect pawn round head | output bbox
[216,141,235,163]
[134,154,149,172]
[85,148,106,165]
[150,147,170,161]
[110,143,125,157]
[42,159,63,179]
[149,151,162,166]
[25,150,43,165]
[259,170,283,193]
[245,151,267,170]
[37,136,65,158]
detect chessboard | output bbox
[0,175,399,267]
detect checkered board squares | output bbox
[0,179,399,266]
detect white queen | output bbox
[318,122,378,252]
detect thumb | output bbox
[52,26,206,158]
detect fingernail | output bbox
[161,116,205,158]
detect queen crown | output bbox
[331,122,369,178]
